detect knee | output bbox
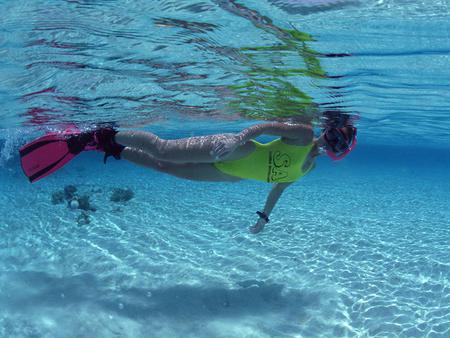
[152,138,180,162]
[131,131,167,158]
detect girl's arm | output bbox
[211,123,313,159]
[238,123,313,145]
[250,182,292,234]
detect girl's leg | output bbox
[115,131,252,163]
[122,147,241,182]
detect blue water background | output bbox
[1,0,450,337]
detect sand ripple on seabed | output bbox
[271,174,450,337]
[1,168,450,337]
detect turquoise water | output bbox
[1,1,450,337]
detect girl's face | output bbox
[324,126,357,159]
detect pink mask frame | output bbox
[324,127,357,161]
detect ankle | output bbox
[67,132,95,154]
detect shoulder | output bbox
[281,124,314,145]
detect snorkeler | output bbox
[19,118,357,233]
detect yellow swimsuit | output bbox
[214,139,314,183]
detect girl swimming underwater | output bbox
[20,120,357,233]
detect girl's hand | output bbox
[249,218,267,234]
[210,134,243,160]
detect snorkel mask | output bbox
[323,126,357,161]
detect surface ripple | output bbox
[2,1,450,146]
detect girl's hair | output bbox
[321,110,356,130]
[321,110,358,160]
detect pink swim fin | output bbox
[19,132,79,183]
[19,126,123,183]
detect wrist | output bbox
[256,211,269,223]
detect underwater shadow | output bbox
[1,271,320,321]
